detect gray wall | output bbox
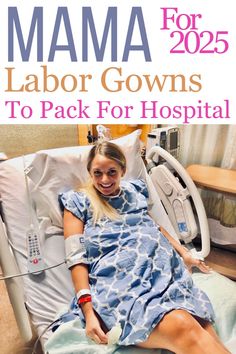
[0,125,79,158]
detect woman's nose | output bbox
[101,173,110,183]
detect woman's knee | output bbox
[162,310,201,341]
[138,310,202,351]
[169,310,206,349]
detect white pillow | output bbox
[27,130,144,232]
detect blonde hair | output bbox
[81,141,126,223]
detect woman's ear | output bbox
[121,168,126,177]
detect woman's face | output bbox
[90,154,124,196]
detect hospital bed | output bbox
[0,129,235,354]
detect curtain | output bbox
[179,125,236,228]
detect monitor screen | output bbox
[169,131,178,149]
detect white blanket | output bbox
[45,318,163,354]
[45,271,236,354]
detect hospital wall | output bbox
[0,125,79,158]
[0,124,153,158]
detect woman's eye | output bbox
[93,171,102,177]
[108,169,117,176]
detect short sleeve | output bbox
[130,179,149,199]
[59,190,88,223]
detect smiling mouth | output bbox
[100,183,113,189]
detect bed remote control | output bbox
[27,229,45,274]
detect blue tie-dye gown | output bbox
[60,179,215,345]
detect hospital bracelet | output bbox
[76,289,91,301]
[78,296,92,305]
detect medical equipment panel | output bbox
[146,126,180,163]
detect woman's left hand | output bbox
[182,251,211,273]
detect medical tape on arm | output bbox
[65,234,87,269]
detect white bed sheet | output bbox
[44,271,236,354]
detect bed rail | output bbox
[147,146,210,259]
[0,215,33,342]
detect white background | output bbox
[0,0,235,124]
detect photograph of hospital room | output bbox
[0,124,235,354]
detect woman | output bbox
[60,141,230,354]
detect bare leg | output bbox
[137,310,230,354]
[197,318,230,352]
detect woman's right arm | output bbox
[63,209,108,344]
